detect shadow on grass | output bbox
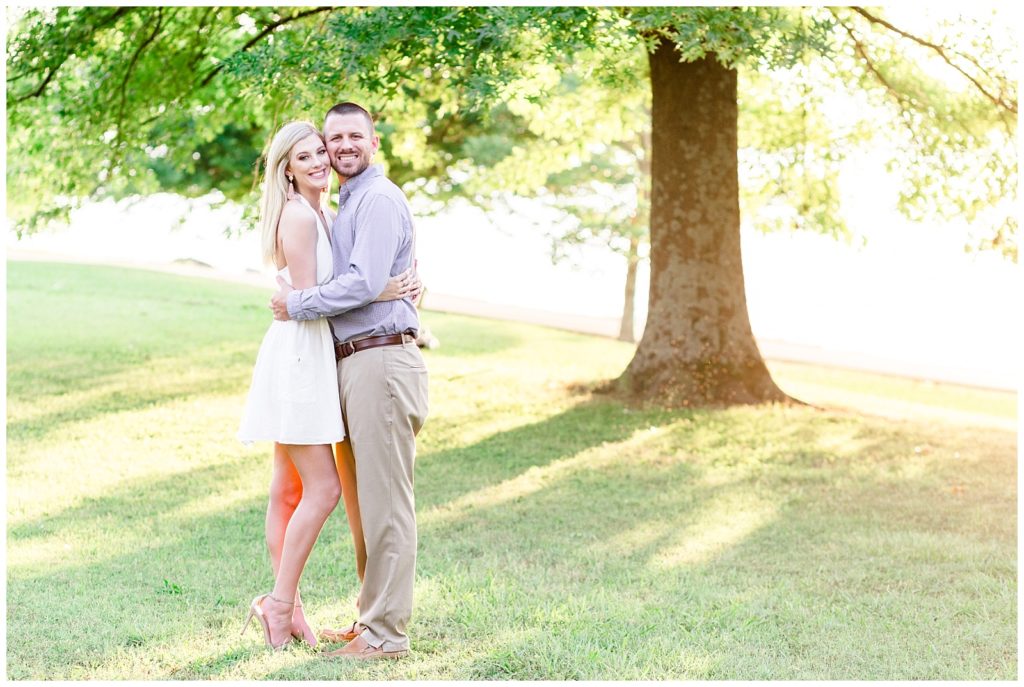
[8,457,251,543]
[5,347,255,444]
[7,398,683,678]
[408,413,1016,679]
[6,453,324,679]
[416,399,682,509]
[6,400,1016,679]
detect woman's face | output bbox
[286,133,330,194]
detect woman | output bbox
[238,121,417,650]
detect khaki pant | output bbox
[338,340,428,652]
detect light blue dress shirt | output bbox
[286,164,420,343]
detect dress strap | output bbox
[294,195,331,239]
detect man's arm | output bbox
[279,194,406,321]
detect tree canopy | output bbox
[6,6,1015,254]
[6,5,1017,405]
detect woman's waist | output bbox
[265,317,333,337]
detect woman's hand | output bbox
[376,266,422,303]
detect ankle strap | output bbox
[267,593,295,606]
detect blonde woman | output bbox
[238,121,417,649]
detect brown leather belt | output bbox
[335,333,415,361]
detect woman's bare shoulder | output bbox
[278,200,316,239]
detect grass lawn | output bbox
[5,260,1017,680]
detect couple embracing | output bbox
[238,101,429,660]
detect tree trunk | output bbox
[618,234,640,343]
[616,44,789,406]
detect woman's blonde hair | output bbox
[258,121,324,266]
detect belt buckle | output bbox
[340,341,356,357]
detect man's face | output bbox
[323,112,379,182]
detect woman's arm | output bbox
[376,266,422,302]
[278,202,319,290]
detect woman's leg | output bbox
[335,439,367,584]
[265,444,316,641]
[262,443,341,645]
[266,443,302,578]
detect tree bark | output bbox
[618,235,640,343]
[616,44,789,406]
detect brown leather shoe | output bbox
[321,635,409,660]
[318,621,360,644]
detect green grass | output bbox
[6,260,1017,680]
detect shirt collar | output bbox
[338,164,383,205]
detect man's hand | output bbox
[270,276,294,321]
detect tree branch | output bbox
[11,65,60,103]
[198,6,335,88]
[10,6,133,103]
[836,9,1011,141]
[186,6,219,71]
[7,68,43,83]
[851,6,1017,114]
[114,9,166,155]
[831,10,921,144]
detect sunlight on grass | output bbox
[422,422,667,528]
[7,537,80,573]
[164,484,262,521]
[6,262,1016,680]
[649,492,779,569]
[7,394,258,526]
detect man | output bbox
[271,101,429,660]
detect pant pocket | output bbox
[411,367,429,436]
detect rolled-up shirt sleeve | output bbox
[287,194,406,320]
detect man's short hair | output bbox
[325,101,375,135]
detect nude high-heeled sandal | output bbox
[241,593,294,650]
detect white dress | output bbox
[238,196,344,445]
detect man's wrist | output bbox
[286,288,304,320]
